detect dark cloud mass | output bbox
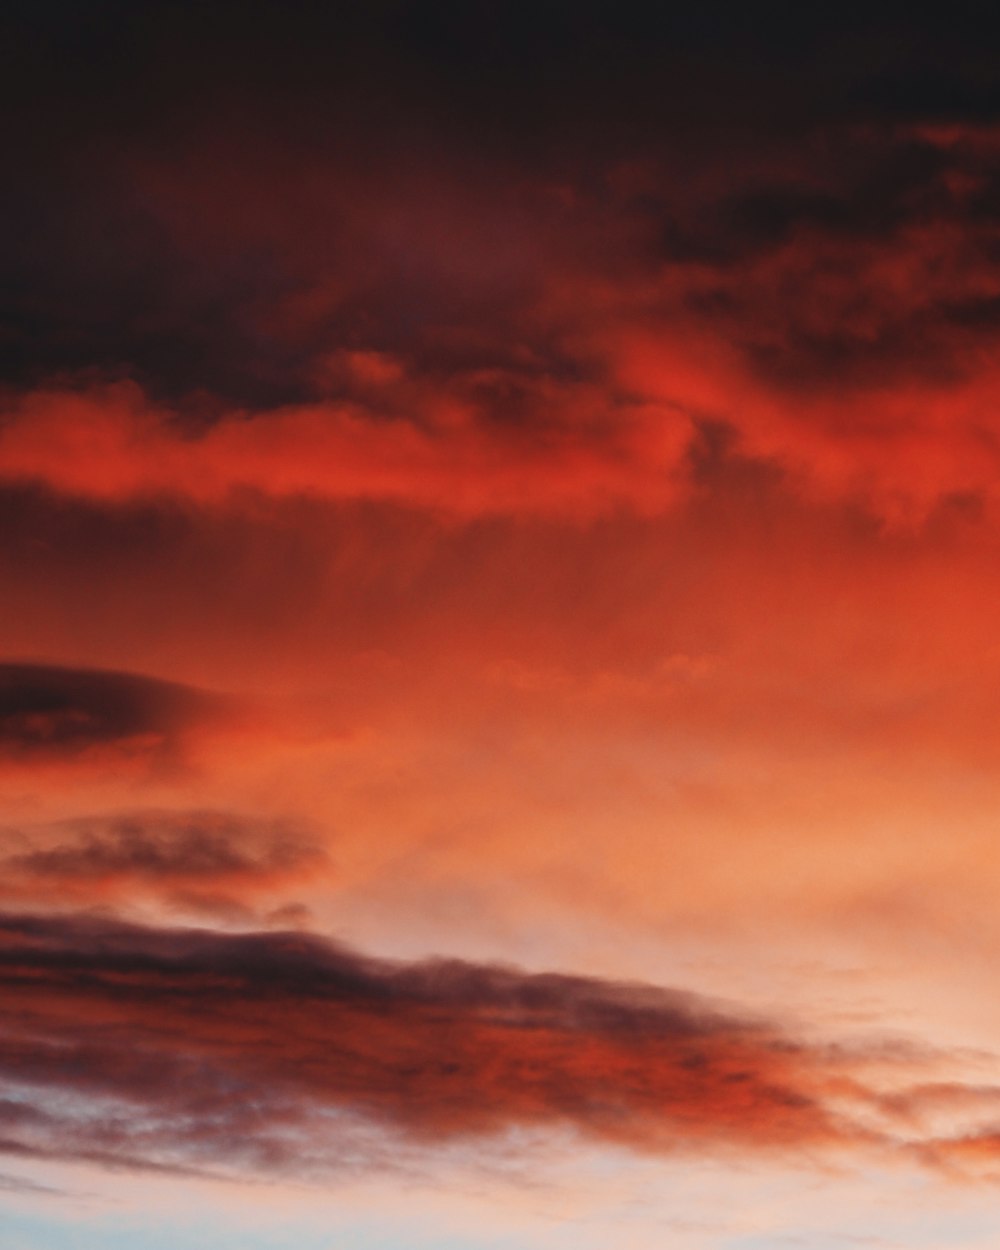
[3,3,1000,527]
[4,0,1000,411]
[0,663,229,760]
[0,910,994,1182]
[0,911,867,1177]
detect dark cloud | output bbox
[9,1,1000,156]
[0,662,229,760]
[0,910,871,1179]
[1,2,999,544]
[5,0,1000,417]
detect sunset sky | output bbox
[7,4,1000,1247]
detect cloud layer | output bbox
[6,4,1000,1240]
[0,911,873,1177]
[8,8,1000,525]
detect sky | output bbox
[5,2,1000,1246]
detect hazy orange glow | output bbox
[7,5,1000,1248]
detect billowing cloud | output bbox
[6,119,1000,523]
[9,5,1000,529]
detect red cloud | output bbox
[8,120,1000,528]
[0,380,693,520]
[0,912,875,1178]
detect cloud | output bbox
[0,662,232,767]
[0,910,882,1180]
[0,810,326,916]
[0,381,693,520]
[8,1,1000,533]
[7,119,1000,525]
[6,11,1000,1249]
[5,3,1000,539]
[5,911,999,1187]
